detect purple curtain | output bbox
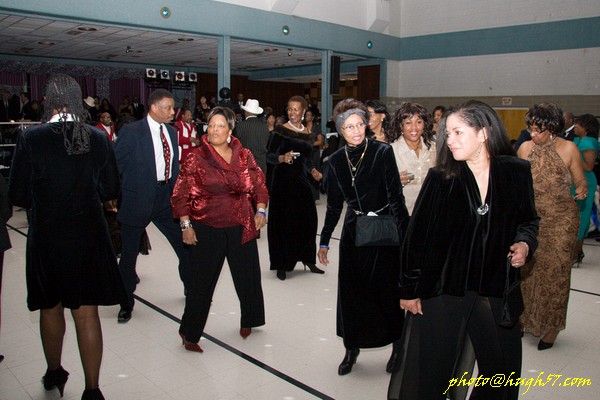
[74,76,96,98]
[0,71,26,96]
[29,74,48,101]
[109,78,143,110]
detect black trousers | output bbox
[180,222,265,343]
[118,184,191,310]
[388,291,521,400]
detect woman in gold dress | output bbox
[517,102,587,350]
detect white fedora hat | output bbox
[83,96,95,107]
[241,99,263,115]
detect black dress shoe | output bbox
[276,270,286,280]
[537,339,554,351]
[118,308,132,323]
[303,263,325,274]
[338,348,360,375]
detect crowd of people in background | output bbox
[2,75,600,400]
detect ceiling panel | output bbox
[0,13,364,83]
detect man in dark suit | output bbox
[114,89,191,323]
[0,175,12,363]
[234,99,269,174]
[18,92,36,121]
[0,91,14,122]
[131,95,145,120]
[562,111,575,141]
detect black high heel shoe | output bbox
[537,339,554,351]
[42,366,69,397]
[82,388,105,400]
[572,252,584,268]
[276,270,286,280]
[338,348,360,375]
[303,263,324,274]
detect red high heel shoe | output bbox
[178,331,203,353]
[240,328,252,339]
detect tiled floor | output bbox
[1,200,600,399]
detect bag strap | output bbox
[505,256,512,292]
[351,179,365,214]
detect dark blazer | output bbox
[562,125,575,141]
[114,117,180,227]
[234,117,270,173]
[132,103,145,120]
[400,156,539,300]
[0,100,13,122]
[0,175,12,252]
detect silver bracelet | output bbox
[180,220,192,231]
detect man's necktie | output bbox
[160,125,171,180]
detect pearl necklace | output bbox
[287,122,306,132]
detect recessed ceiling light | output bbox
[178,37,194,42]
[274,63,285,67]
[264,48,278,52]
[160,6,171,19]
[38,40,55,46]
[78,26,97,32]
[208,57,217,60]
[296,58,305,61]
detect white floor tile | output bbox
[2,202,600,399]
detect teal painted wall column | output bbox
[218,36,231,94]
[320,50,333,135]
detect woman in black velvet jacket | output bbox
[318,99,409,376]
[389,101,539,400]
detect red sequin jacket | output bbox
[171,134,269,244]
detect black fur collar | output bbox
[273,125,312,142]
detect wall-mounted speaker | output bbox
[146,68,156,78]
[188,72,197,82]
[160,70,170,80]
[175,71,185,82]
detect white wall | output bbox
[393,0,600,37]
[211,0,374,30]
[386,47,600,98]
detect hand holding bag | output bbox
[499,257,524,328]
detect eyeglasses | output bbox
[208,123,228,130]
[527,127,548,135]
[342,122,366,132]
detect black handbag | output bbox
[351,178,399,247]
[499,257,524,328]
[355,214,400,247]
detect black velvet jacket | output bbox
[400,156,539,299]
[320,139,409,246]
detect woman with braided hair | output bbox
[9,74,125,400]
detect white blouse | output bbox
[390,136,436,214]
